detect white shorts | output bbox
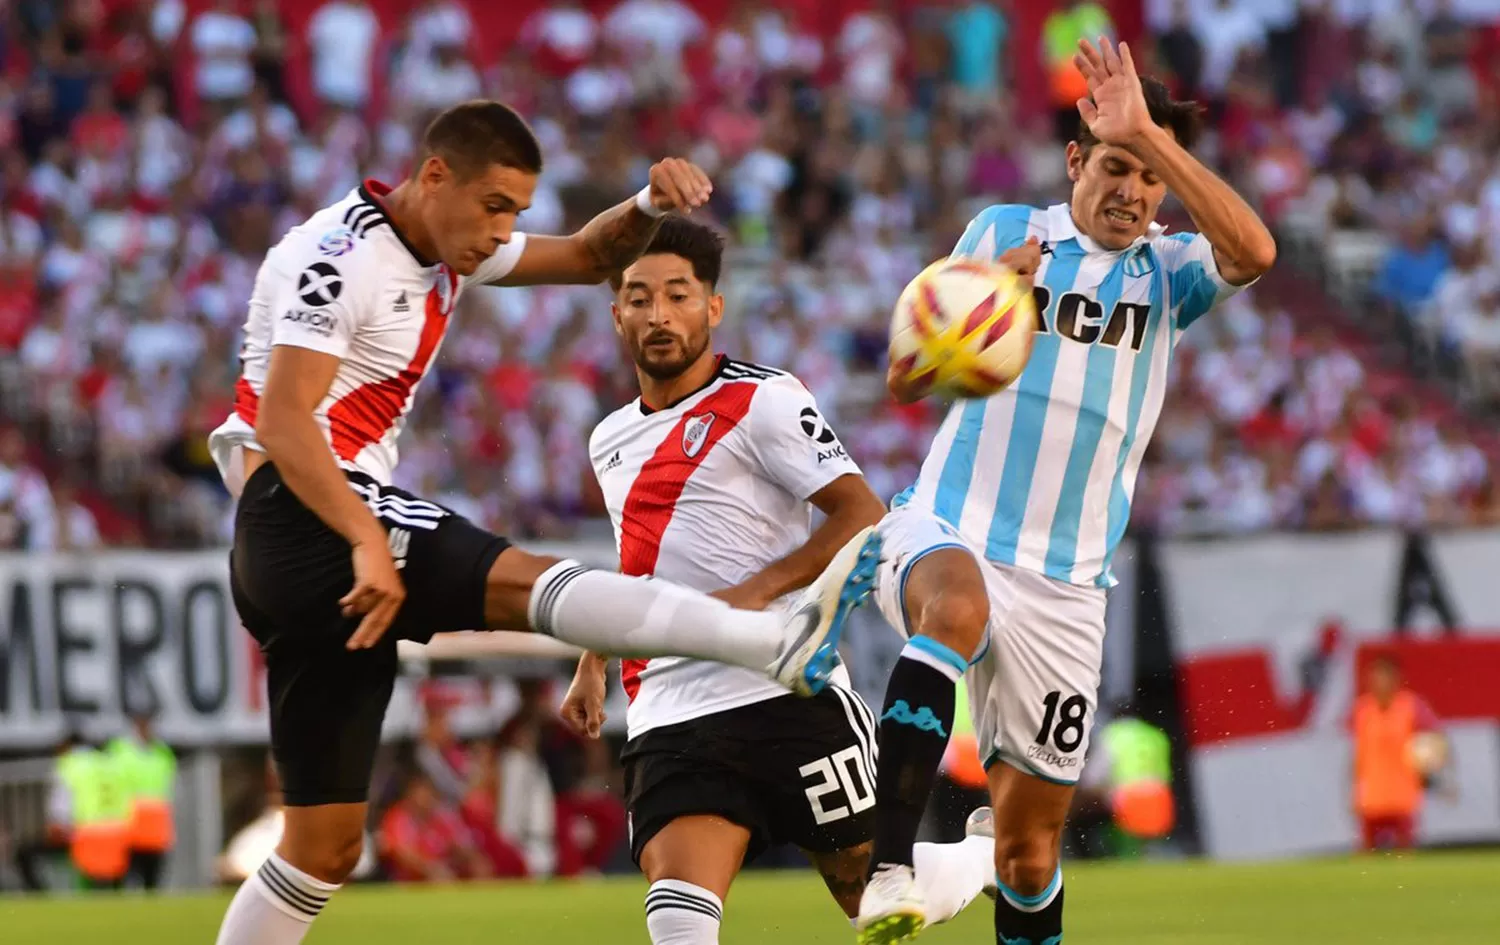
[872,505,1107,785]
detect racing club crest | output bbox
[682,412,716,458]
[317,227,355,257]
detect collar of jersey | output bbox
[1046,202,1164,254]
[359,178,440,268]
[638,354,727,416]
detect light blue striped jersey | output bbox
[894,203,1249,587]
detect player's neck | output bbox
[379,181,442,265]
[638,351,720,412]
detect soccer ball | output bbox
[889,257,1038,399]
[1407,732,1449,775]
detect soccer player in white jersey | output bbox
[560,219,993,945]
[853,41,1278,945]
[208,102,881,945]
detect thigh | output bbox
[354,481,511,642]
[872,506,987,641]
[756,688,878,857]
[978,565,1105,786]
[621,720,773,868]
[639,815,753,902]
[265,633,397,806]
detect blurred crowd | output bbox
[0,0,1496,552]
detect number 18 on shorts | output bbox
[873,506,1108,785]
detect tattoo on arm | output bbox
[580,200,665,278]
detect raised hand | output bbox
[1073,36,1153,148]
[647,158,714,214]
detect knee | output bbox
[282,828,365,885]
[993,831,1061,898]
[915,587,988,659]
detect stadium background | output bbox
[2,0,1500,937]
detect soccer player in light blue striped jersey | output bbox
[852,38,1277,945]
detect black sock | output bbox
[995,870,1064,945]
[869,637,966,871]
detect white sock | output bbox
[214,853,339,945]
[529,561,785,672]
[913,835,993,924]
[645,879,723,944]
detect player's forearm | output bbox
[1127,124,1277,282]
[737,489,887,605]
[255,407,385,547]
[575,196,666,281]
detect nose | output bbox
[1115,177,1141,205]
[491,214,515,246]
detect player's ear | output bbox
[610,301,625,337]
[1065,141,1085,183]
[417,155,449,192]
[707,292,725,329]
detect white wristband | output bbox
[635,185,666,218]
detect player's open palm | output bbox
[342,539,406,650]
[1073,36,1152,148]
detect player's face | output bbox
[421,157,537,276]
[1066,138,1170,251]
[612,253,724,381]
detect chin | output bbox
[449,255,481,277]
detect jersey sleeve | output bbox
[264,236,370,359]
[950,204,1037,261]
[1154,231,1255,330]
[467,232,530,285]
[745,378,863,501]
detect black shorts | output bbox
[229,462,511,806]
[621,687,878,865]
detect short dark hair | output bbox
[608,217,727,292]
[421,100,543,179]
[1076,76,1204,153]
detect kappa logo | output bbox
[601,450,622,473]
[393,290,410,313]
[682,412,716,458]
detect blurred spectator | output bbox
[378,771,494,882]
[947,1,1010,110]
[190,0,259,110]
[520,0,599,80]
[1374,218,1450,318]
[603,0,705,101]
[306,0,380,113]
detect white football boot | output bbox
[965,806,999,900]
[855,862,928,945]
[770,526,882,696]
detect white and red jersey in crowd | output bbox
[209,180,528,496]
[590,356,863,739]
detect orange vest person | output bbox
[108,714,178,890]
[55,741,132,888]
[1351,655,1438,851]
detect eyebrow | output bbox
[484,193,529,212]
[624,277,693,291]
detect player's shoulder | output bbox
[1146,229,1208,265]
[265,188,394,278]
[719,357,791,385]
[956,203,1047,256]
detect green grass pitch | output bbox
[5,852,1500,943]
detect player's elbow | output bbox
[1235,233,1278,281]
[252,397,305,458]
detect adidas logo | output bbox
[393,291,410,313]
[602,450,622,473]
